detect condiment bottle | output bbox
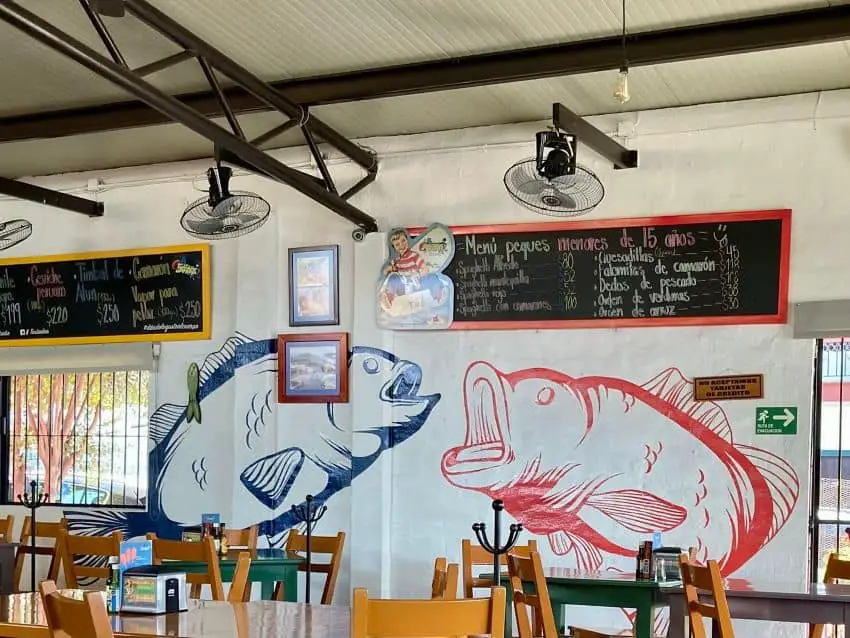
[218,523,228,556]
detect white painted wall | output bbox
[3,87,849,636]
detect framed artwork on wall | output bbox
[277,332,349,403]
[288,245,339,326]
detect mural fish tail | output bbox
[65,334,441,548]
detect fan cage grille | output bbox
[504,158,605,217]
[181,191,271,240]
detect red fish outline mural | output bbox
[441,362,799,630]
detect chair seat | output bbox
[568,625,664,638]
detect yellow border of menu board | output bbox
[0,243,211,347]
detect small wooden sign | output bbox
[693,374,764,401]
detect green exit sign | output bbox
[755,407,797,435]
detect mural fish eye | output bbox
[441,362,799,621]
[64,332,441,550]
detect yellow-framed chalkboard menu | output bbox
[0,243,211,347]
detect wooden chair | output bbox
[39,580,113,638]
[0,514,14,541]
[146,533,225,601]
[679,555,734,638]
[351,586,506,638]
[57,530,121,588]
[227,552,252,603]
[810,551,850,638]
[223,525,258,550]
[272,530,345,603]
[431,557,459,600]
[14,517,67,592]
[506,550,559,638]
[462,538,538,598]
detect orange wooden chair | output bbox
[679,555,734,638]
[351,586,506,638]
[39,580,113,638]
[57,530,122,588]
[506,550,559,638]
[273,530,345,603]
[810,551,850,638]
[147,533,225,601]
[14,517,67,592]
[223,525,259,551]
[0,514,15,541]
[432,557,459,600]
[228,552,253,603]
[462,538,538,598]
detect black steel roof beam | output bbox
[553,103,638,170]
[133,50,194,77]
[251,118,300,148]
[121,0,377,173]
[197,56,245,139]
[0,1,377,232]
[1,4,850,143]
[78,0,126,67]
[303,125,337,194]
[0,176,104,216]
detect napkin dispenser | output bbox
[120,565,188,614]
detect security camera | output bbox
[352,228,366,242]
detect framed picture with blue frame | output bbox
[277,332,349,404]
[288,244,339,326]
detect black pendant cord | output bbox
[17,480,48,592]
[472,499,522,587]
[290,494,327,603]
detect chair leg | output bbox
[272,581,284,601]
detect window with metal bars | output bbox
[812,338,850,592]
[0,369,150,508]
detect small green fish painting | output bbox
[186,362,201,423]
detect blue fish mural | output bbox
[64,332,440,546]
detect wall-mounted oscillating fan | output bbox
[180,165,271,239]
[504,130,605,217]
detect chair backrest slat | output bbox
[679,555,735,638]
[507,550,558,638]
[39,580,114,638]
[58,530,121,588]
[15,517,67,591]
[431,557,459,600]
[462,538,538,598]
[285,530,345,604]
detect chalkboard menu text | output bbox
[0,243,211,346]
[438,210,790,329]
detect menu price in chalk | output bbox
[0,245,209,345]
[444,212,788,327]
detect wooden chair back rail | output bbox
[223,526,258,550]
[58,530,122,589]
[810,552,850,638]
[431,557,459,600]
[679,555,735,638]
[40,580,114,638]
[15,518,68,591]
[273,530,345,604]
[146,533,224,601]
[462,539,538,598]
[0,515,15,541]
[506,551,557,638]
[227,552,252,603]
[351,586,506,638]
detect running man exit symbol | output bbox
[755,407,797,435]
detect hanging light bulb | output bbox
[614,65,630,104]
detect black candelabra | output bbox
[17,480,48,592]
[472,499,522,587]
[290,494,327,603]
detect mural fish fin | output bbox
[640,367,733,442]
[267,521,308,549]
[198,332,254,384]
[585,489,687,533]
[65,510,133,538]
[239,448,305,510]
[150,403,186,445]
[737,444,800,542]
[547,530,604,570]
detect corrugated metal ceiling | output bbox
[0,0,847,177]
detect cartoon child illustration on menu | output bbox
[377,223,455,330]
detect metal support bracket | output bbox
[0,0,378,232]
[0,177,105,216]
[553,103,638,170]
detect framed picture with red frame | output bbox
[277,332,349,404]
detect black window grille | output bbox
[2,369,150,508]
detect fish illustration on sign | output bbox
[64,332,440,546]
[441,362,799,575]
[186,362,201,423]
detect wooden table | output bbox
[663,578,850,637]
[486,568,666,638]
[165,548,302,601]
[0,592,347,638]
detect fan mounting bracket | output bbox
[553,103,638,170]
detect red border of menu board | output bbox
[410,209,791,331]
